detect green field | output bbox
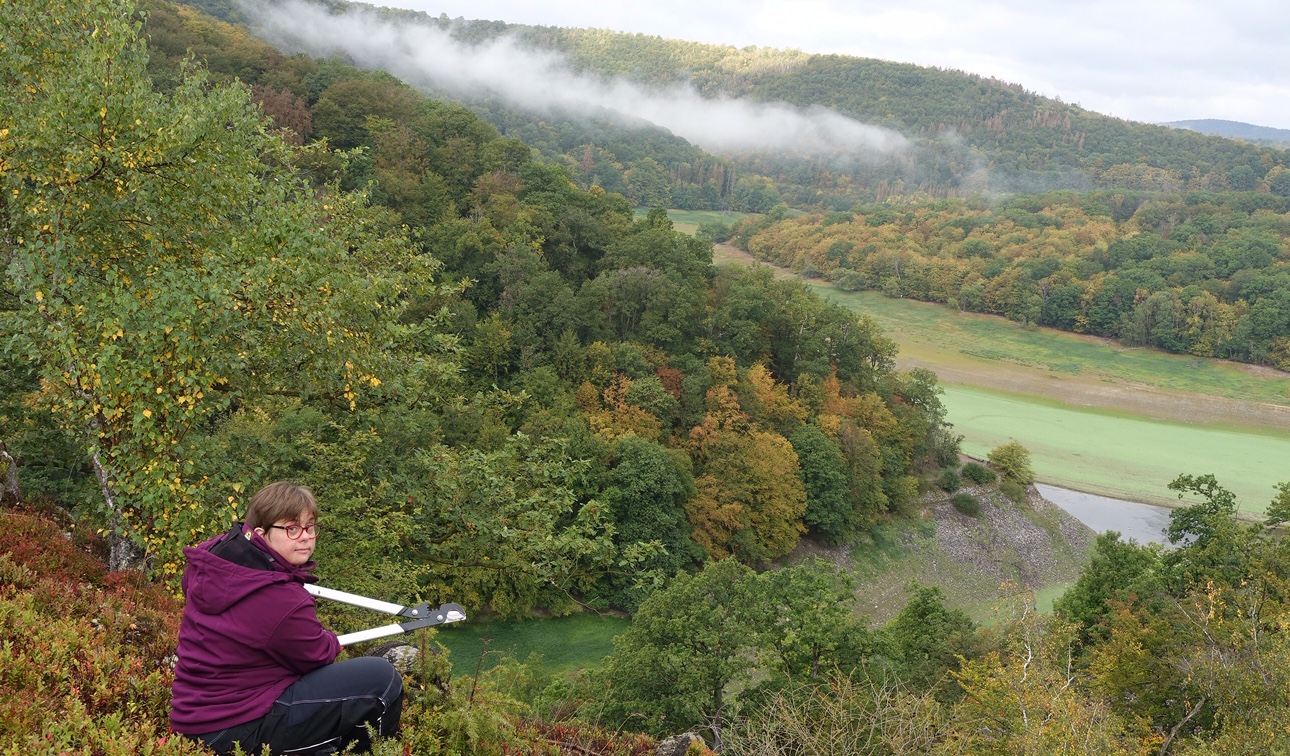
[809,286,1290,511]
[633,208,753,235]
[709,253,1290,511]
[816,287,1290,407]
[433,612,630,678]
[946,384,1290,510]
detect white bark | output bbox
[92,450,145,572]
[0,443,19,502]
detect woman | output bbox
[170,481,403,755]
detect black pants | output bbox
[198,657,403,755]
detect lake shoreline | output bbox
[712,243,1289,515]
[1035,483,1173,545]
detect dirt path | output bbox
[714,244,1290,432]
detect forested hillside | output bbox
[185,0,1290,369]
[733,190,1290,370]
[481,21,1290,202]
[202,0,1290,212]
[1164,119,1290,146]
[4,0,958,611]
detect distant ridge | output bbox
[1161,119,1290,145]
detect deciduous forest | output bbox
[734,191,1290,369]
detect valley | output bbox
[11,2,1290,748]
[714,242,1290,510]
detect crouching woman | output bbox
[170,481,403,755]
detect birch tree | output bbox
[1,0,431,573]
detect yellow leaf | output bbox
[142,409,152,418]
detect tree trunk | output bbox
[0,440,19,504]
[91,450,146,572]
[710,686,725,753]
[108,527,147,574]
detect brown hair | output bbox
[245,481,319,532]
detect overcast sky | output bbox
[377,0,1290,131]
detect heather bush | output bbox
[1000,479,1029,503]
[951,493,980,517]
[0,512,194,753]
[938,468,962,493]
[961,462,996,485]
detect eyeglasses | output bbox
[267,522,319,540]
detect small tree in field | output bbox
[988,441,1035,485]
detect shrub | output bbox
[1000,479,1029,503]
[0,514,193,754]
[961,462,996,485]
[988,441,1035,485]
[951,493,980,516]
[939,468,962,493]
[928,426,963,468]
[0,508,105,584]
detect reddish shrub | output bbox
[0,509,105,584]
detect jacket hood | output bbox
[182,523,318,615]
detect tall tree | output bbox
[601,435,699,609]
[788,424,854,542]
[687,427,807,563]
[599,559,762,748]
[754,559,872,684]
[1053,531,1161,645]
[397,437,621,617]
[1,0,429,573]
[884,584,979,697]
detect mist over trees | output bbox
[178,0,1289,211]
[180,1,1290,372]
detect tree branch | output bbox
[1159,696,1206,755]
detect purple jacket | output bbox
[169,523,340,735]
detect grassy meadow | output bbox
[433,612,630,679]
[634,208,753,235]
[946,384,1290,510]
[816,287,1290,407]
[823,285,1290,510]
[712,246,1290,509]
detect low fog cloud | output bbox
[243,0,908,158]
